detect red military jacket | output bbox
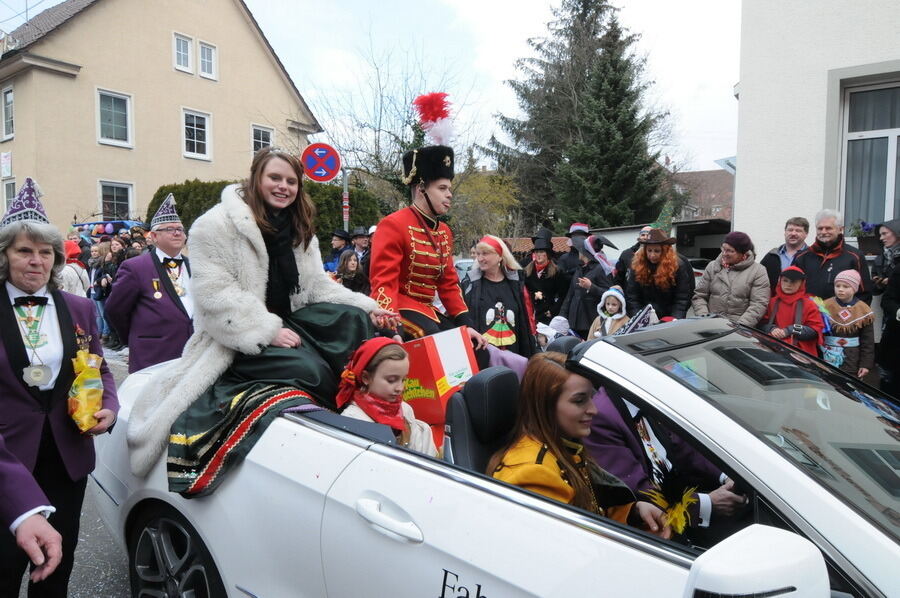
[370,206,469,323]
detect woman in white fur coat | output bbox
[127,148,394,479]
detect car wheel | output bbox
[128,504,226,598]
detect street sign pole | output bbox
[341,167,350,232]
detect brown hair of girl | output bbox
[240,147,316,249]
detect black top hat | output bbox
[350,226,368,239]
[332,229,351,242]
[638,228,676,245]
[532,236,554,252]
[402,145,454,186]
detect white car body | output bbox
[91,318,899,597]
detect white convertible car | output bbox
[91,317,900,597]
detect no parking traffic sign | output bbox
[301,143,342,182]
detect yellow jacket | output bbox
[492,435,633,524]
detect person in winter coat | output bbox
[760,217,809,289]
[463,235,537,357]
[872,218,900,294]
[523,236,567,324]
[125,147,393,479]
[626,229,693,320]
[878,264,900,397]
[587,286,630,338]
[557,223,590,288]
[691,231,770,326]
[336,250,370,294]
[820,269,875,379]
[792,209,873,304]
[760,266,824,357]
[59,239,90,297]
[614,226,652,288]
[323,229,352,272]
[559,235,615,339]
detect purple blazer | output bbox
[584,387,721,512]
[0,431,48,530]
[0,289,119,482]
[105,252,193,372]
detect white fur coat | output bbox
[126,184,378,476]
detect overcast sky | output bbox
[2,0,741,171]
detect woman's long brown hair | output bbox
[486,352,595,511]
[631,244,678,290]
[241,147,316,248]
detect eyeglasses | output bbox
[156,227,185,235]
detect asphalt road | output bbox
[18,349,131,598]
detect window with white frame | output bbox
[183,109,211,159]
[98,90,131,146]
[841,83,900,227]
[3,178,14,208]
[199,42,217,79]
[100,182,132,220]
[252,125,273,152]
[2,87,12,139]
[174,33,192,73]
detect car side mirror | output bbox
[683,524,829,598]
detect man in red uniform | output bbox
[370,144,484,346]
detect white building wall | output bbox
[734,0,900,254]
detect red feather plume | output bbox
[413,92,450,124]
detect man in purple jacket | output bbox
[106,194,194,372]
[584,386,746,537]
[0,179,119,596]
[1,432,62,584]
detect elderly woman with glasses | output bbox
[0,179,118,596]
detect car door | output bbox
[321,445,693,597]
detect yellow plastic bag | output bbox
[68,349,104,432]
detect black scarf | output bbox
[262,209,300,319]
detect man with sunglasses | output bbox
[106,194,194,372]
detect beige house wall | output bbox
[0,0,317,227]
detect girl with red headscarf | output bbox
[761,266,824,356]
[336,337,438,456]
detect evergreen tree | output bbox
[491,0,668,229]
[552,16,665,227]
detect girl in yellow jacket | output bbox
[488,352,670,538]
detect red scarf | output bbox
[764,268,824,355]
[532,256,549,275]
[350,390,405,431]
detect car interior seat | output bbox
[443,366,519,474]
[545,335,581,354]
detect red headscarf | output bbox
[335,337,406,430]
[64,240,85,268]
[764,266,824,355]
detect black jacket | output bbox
[523,262,568,324]
[462,270,537,357]
[626,256,693,319]
[557,248,582,288]
[614,244,639,289]
[792,237,873,304]
[760,245,807,290]
[559,260,613,334]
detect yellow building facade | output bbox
[0,0,320,227]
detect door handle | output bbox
[355,498,424,543]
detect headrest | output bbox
[463,366,519,443]
[545,336,581,355]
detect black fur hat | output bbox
[401,145,454,186]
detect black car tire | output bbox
[127,503,227,598]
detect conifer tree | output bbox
[491,0,668,228]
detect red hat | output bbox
[335,337,403,409]
[64,240,81,259]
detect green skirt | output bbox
[167,303,372,497]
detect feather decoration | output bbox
[810,296,832,334]
[412,92,454,145]
[641,485,698,534]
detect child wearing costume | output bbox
[336,337,438,457]
[761,266,824,357]
[587,287,630,338]
[820,269,875,378]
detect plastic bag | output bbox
[68,349,104,432]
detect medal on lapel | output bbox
[23,365,51,387]
[152,278,163,299]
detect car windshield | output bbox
[635,325,900,542]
